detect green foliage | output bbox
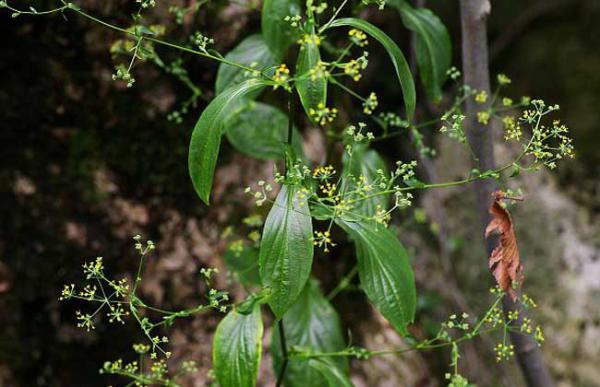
[261,0,302,58]
[215,35,278,95]
[336,219,416,335]
[213,305,263,387]
[224,102,304,160]
[342,144,389,216]
[326,18,416,119]
[306,359,354,387]
[296,31,328,122]
[272,279,349,386]
[188,79,269,204]
[259,185,314,319]
[391,0,452,103]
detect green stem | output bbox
[275,320,289,387]
[327,265,358,300]
[319,0,350,34]
[61,6,272,79]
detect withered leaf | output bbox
[485,191,524,300]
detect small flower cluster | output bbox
[440,114,468,144]
[200,267,219,282]
[521,293,538,309]
[313,230,335,252]
[484,305,504,327]
[374,204,391,226]
[134,234,155,254]
[446,373,470,387]
[442,313,471,331]
[298,33,321,47]
[477,110,490,125]
[313,165,336,180]
[284,15,303,28]
[392,160,418,183]
[521,100,574,169]
[379,112,410,129]
[319,178,337,197]
[112,64,135,87]
[347,346,372,360]
[309,103,338,126]
[136,0,156,9]
[275,162,312,185]
[309,61,329,81]
[273,64,291,90]
[494,343,515,362]
[60,235,229,362]
[474,90,488,104]
[191,31,214,52]
[446,66,461,80]
[99,343,198,386]
[208,288,230,312]
[497,73,512,85]
[345,123,375,149]
[362,92,378,115]
[503,116,522,141]
[348,28,369,47]
[344,56,368,82]
[244,180,274,207]
[307,0,328,14]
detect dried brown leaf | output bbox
[485,191,524,300]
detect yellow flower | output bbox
[362,92,378,115]
[477,111,490,125]
[273,64,291,90]
[348,29,368,47]
[309,103,338,126]
[497,73,512,85]
[475,90,488,104]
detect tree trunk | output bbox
[459,1,555,386]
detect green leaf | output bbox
[306,359,354,387]
[224,243,261,287]
[188,79,269,204]
[272,279,349,386]
[215,35,278,95]
[342,145,389,217]
[259,185,314,318]
[336,219,416,335]
[327,18,416,119]
[224,102,304,160]
[261,0,302,58]
[212,305,263,387]
[296,32,327,121]
[391,1,452,103]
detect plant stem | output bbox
[327,265,358,300]
[319,0,350,34]
[275,320,289,387]
[287,93,294,145]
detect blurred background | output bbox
[1,0,599,386]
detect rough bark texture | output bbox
[459,1,555,386]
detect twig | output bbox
[275,320,289,387]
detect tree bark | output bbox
[459,1,555,386]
